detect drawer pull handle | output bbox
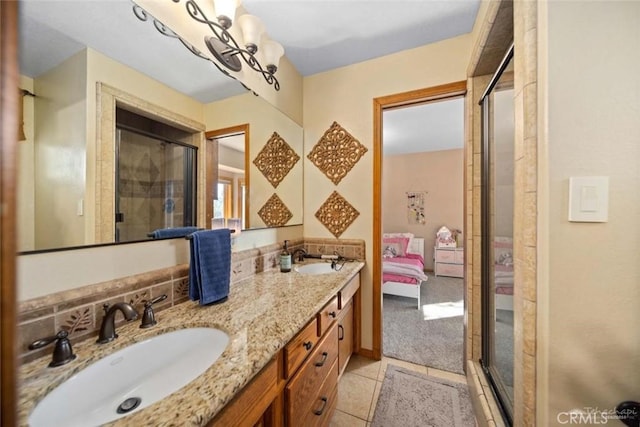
[328,310,337,318]
[314,351,328,367]
[338,324,344,341]
[303,341,313,351]
[313,397,328,416]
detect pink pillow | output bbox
[382,237,409,257]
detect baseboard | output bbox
[356,348,375,359]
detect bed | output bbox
[494,236,513,311]
[382,234,428,309]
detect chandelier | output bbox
[134,0,285,91]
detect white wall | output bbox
[538,2,640,424]
[303,34,473,350]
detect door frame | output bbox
[372,81,467,359]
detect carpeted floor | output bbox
[383,275,464,374]
[371,365,475,427]
[495,308,514,398]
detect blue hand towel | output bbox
[188,229,231,305]
[150,226,200,239]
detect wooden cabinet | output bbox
[337,299,353,376]
[285,323,339,426]
[434,247,464,278]
[214,272,360,427]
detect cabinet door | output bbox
[338,300,353,376]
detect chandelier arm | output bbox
[133,2,280,90]
[184,0,236,47]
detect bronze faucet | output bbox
[96,302,139,344]
[29,330,77,367]
[291,248,307,263]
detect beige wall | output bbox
[383,149,464,269]
[303,34,473,350]
[204,93,304,228]
[33,50,88,250]
[538,2,640,424]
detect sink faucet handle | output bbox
[140,294,167,329]
[29,330,77,368]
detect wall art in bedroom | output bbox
[407,191,426,225]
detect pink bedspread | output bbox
[382,253,428,284]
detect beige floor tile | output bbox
[367,380,382,421]
[330,409,367,427]
[427,367,468,384]
[345,354,381,381]
[378,356,428,381]
[336,372,377,420]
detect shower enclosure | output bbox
[480,44,515,424]
[115,116,197,243]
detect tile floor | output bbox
[330,355,469,426]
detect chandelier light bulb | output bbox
[213,0,237,29]
[261,39,284,74]
[237,14,264,54]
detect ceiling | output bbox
[19,0,478,152]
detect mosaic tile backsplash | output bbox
[17,238,365,364]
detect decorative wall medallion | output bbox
[258,194,293,227]
[315,191,360,238]
[253,132,300,188]
[308,121,368,185]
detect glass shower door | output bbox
[115,128,196,243]
[480,45,515,424]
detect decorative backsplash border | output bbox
[17,238,364,364]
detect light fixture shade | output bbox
[213,0,237,24]
[261,39,284,74]
[237,15,264,53]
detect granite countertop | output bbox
[18,260,364,426]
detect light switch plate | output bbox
[568,176,609,222]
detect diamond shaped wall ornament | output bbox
[252,132,300,188]
[315,191,360,238]
[258,194,293,227]
[308,121,368,185]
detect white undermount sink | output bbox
[295,262,337,275]
[29,327,229,427]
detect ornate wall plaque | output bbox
[307,121,368,185]
[315,191,360,238]
[258,193,293,227]
[252,132,300,188]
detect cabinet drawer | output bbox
[286,323,338,424]
[284,318,319,379]
[437,263,463,278]
[338,274,359,309]
[454,249,464,264]
[300,362,339,427]
[435,249,456,263]
[317,296,339,337]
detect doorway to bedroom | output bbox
[375,82,467,375]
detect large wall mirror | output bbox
[17,0,303,254]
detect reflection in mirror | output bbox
[17,1,303,254]
[480,46,514,422]
[205,93,303,230]
[208,126,249,230]
[115,108,198,242]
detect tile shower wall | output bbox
[17,238,364,364]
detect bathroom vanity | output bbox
[18,261,363,426]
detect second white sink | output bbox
[29,327,229,427]
[295,263,337,275]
